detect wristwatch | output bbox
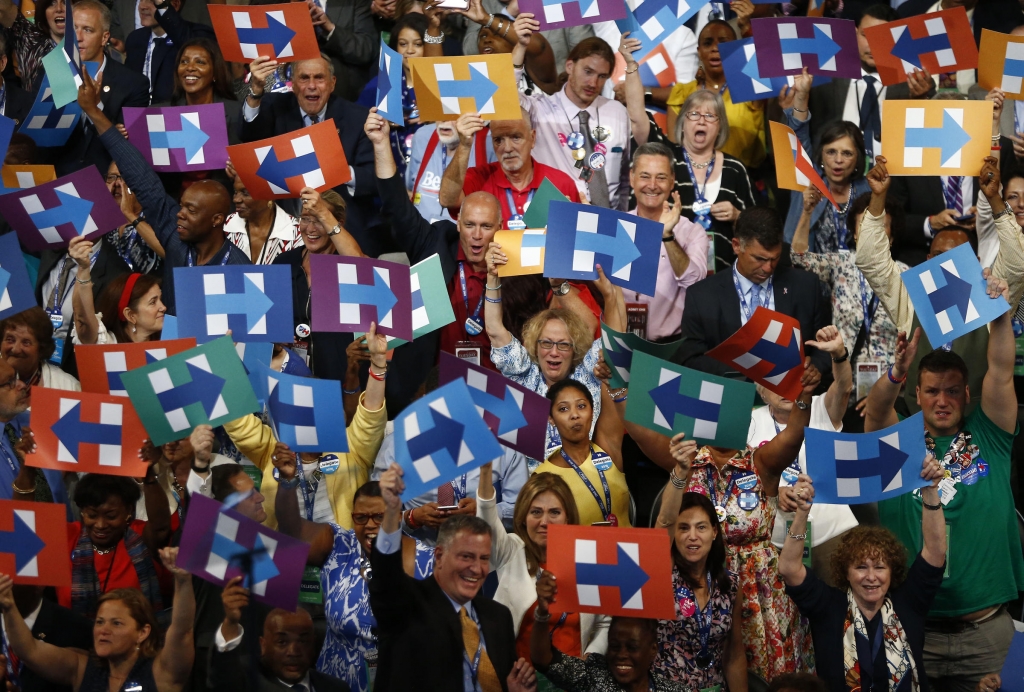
[553,281,571,296]
[993,201,1015,221]
[246,84,263,101]
[272,467,300,489]
[831,348,849,363]
[328,223,341,236]
[191,458,211,473]
[662,233,675,243]
[794,399,810,411]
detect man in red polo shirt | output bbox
[438,109,580,228]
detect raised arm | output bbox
[863,328,919,433]
[69,236,101,345]
[753,362,820,496]
[299,187,365,257]
[0,574,84,689]
[272,444,335,566]
[152,548,196,689]
[790,187,821,254]
[530,570,559,671]
[438,112,484,210]
[918,455,946,568]
[979,271,1017,433]
[808,327,852,429]
[654,434,697,536]
[139,451,172,554]
[618,32,650,145]
[484,242,513,349]
[593,382,623,472]
[778,474,813,586]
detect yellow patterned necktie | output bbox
[459,606,502,692]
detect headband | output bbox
[118,273,143,322]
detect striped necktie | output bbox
[460,607,502,692]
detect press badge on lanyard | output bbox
[505,188,534,231]
[459,262,484,336]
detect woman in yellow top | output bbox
[663,20,765,170]
[221,323,390,531]
[535,378,630,527]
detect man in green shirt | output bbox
[864,271,1023,692]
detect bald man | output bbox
[79,69,250,315]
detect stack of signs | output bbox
[75,338,199,396]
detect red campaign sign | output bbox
[209,4,320,64]
[863,7,978,86]
[0,501,70,587]
[545,524,675,620]
[76,339,198,396]
[706,306,806,400]
[26,387,150,477]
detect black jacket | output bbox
[125,6,215,105]
[674,265,833,378]
[368,544,516,692]
[888,175,980,267]
[21,599,94,692]
[5,83,33,127]
[207,643,350,692]
[315,0,376,101]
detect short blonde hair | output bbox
[675,89,729,150]
[521,308,592,372]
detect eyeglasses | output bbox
[684,111,719,123]
[0,373,21,391]
[105,174,124,185]
[537,339,573,352]
[299,217,324,229]
[351,512,385,525]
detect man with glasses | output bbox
[102,161,163,275]
[0,362,68,504]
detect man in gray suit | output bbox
[109,0,213,45]
[461,0,593,73]
[309,0,377,101]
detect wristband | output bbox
[485,296,502,303]
[191,459,211,473]
[887,364,907,384]
[369,365,387,381]
[343,387,361,395]
[922,500,941,511]
[831,348,849,363]
[405,508,420,529]
[129,215,144,228]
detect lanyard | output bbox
[731,264,772,322]
[414,130,441,196]
[829,189,851,250]
[504,187,535,218]
[458,262,484,324]
[51,254,97,312]
[468,631,484,687]
[299,469,320,522]
[0,436,17,475]
[859,272,880,337]
[705,466,737,510]
[675,571,714,657]
[560,445,612,520]
[447,474,468,502]
[683,149,715,205]
[187,244,231,267]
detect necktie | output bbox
[945,176,964,215]
[290,684,307,692]
[308,113,321,126]
[859,75,881,160]
[750,283,763,310]
[459,607,502,692]
[577,110,611,208]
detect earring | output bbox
[132,324,137,334]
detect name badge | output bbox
[46,307,63,330]
[455,341,481,366]
[735,473,758,491]
[692,201,712,216]
[318,453,340,474]
[507,215,526,231]
[465,317,484,336]
[593,456,613,472]
[781,467,800,485]
[737,491,759,511]
[49,338,65,365]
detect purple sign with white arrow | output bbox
[123,103,230,173]
[308,254,414,340]
[751,17,860,79]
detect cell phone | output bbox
[435,0,468,8]
[590,521,613,527]
[954,214,975,223]
[437,505,461,511]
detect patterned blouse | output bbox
[9,15,54,87]
[317,524,434,692]
[654,566,740,689]
[106,226,162,275]
[545,650,689,692]
[223,206,302,265]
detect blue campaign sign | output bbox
[0,233,36,321]
[1001,631,1024,692]
[257,364,348,453]
[162,314,178,339]
[236,341,274,398]
[543,202,662,296]
[902,243,1010,346]
[614,0,704,62]
[18,62,99,147]
[720,38,830,104]
[393,379,504,500]
[805,412,930,504]
[376,39,405,125]
[173,266,294,343]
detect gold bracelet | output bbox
[12,482,35,495]
[624,63,639,75]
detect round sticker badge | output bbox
[296,323,312,339]
[737,491,759,511]
[782,468,800,485]
[678,596,696,618]
[735,474,758,491]
[588,152,606,170]
[318,454,341,474]
[566,131,586,150]
[593,456,614,472]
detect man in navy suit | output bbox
[239,55,381,256]
[124,0,214,104]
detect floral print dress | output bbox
[317,524,434,692]
[685,447,814,681]
[654,564,740,688]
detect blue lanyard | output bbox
[859,272,879,338]
[706,466,737,510]
[829,193,849,250]
[675,571,714,657]
[468,625,484,686]
[504,187,535,219]
[458,262,484,322]
[683,150,715,206]
[52,254,98,311]
[447,474,468,502]
[731,264,772,322]
[0,438,17,475]
[560,445,613,520]
[187,244,231,267]
[299,470,320,521]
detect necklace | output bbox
[691,160,712,169]
[95,546,114,555]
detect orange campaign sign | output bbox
[769,121,837,208]
[494,229,546,276]
[977,29,1024,99]
[881,100,992,176]
[410,55,522,122]
[76,339,199,396]
[545,524,675,619]
[227,120,351,200]
[863,8,978,86]
[209,4,320,64]
[1,165,56,191]
[0,501,70,587]
[27,387,150,478]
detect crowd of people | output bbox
[0,0,1021,690]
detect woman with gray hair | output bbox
[619,32,755,270]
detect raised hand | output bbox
[534,569,557,613]
[979,156,1001,201]
[865,156,890,196]
[669,432,697,476]
[271,443,298,479]
[512,13,538,48]
[364,108,391,145]
[247,56,278,98]
[117,179,142,222]
[920,453,943,488]
[189,424,214,467]
[906,68,932,98]
[68,235,94,271]
[892,328,921,380]
[366,322,389,366]
[455,111,485,147]
[660,191,682,234]
[981,267,1009,302]
[800,360,822,396]
[380,462,405,510]
[805,325,845,357]
[158,547,189,577]
[221,575,249,628]
[485,241,506,277]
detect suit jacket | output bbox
[897,0,1024,45]
[5,83,33,127]
[110,0,214,41]
[208,646,350,692]
[368,544,516,692]
[887,175,980,267]
[239,93,380,255]
[317,0,376,102]
[806,78,931,152]
[125,7,215,105]
[21,599,94,692]
[674,265,833,378]
[36,58,150,176]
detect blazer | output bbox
[36,58,150,176]
[20,599,93,692]
[239,93,380,255]
[368,544,517,692]
[317,0,376,102]
[887,175,980,267]
[208,646,351,692]
[4,82,33,127]
[125,6,215,104]
[674,265,833,378]
[806,78,930,153]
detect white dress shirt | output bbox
[732,263,775,325]
[841,68,887,160]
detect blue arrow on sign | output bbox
[268,382,316,427]
[891,28,951,69]
[437,68,500,112]
[212,531,280,586]
[50,401,122,461]
[905,110,972,164]
[407,408,464,462]
[926,266,973,322]
[236,14,295,55]
[574,220,642,275]
[649,378,721,425]
[575,544,650,607]
[779,25,842,68]
[28,190,93,234]
[0,512,45,572]
[204,275,275,334]
[741,52,773,90]
[156,361,226,418]
[748,334,802,378]
[378,53,393,103]
[522,233,546,249]
[835,439,908,489]
[257,147,320,192]
[149,116,210,161]
[467,386,527,435]
[340,270,398,322]
[605,345,632,370]
[0,267,11,305]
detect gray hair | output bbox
[674,89,729,150]
[631,141,676,170]
[437,514,492,550]
[74,0,112,32]
[294,54,335,77]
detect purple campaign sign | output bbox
[308,254,414,340]
[438,351,550,460]
[0,166,125,251]
[751,17,860,79]
[123,103,230,173]
[519,0,625,31]
[178,494,310,612]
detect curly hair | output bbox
[512,472,579,576]
[96,588,164,658]
[830,525,907,591]
[521,308,592,373]
[0,307,56,362]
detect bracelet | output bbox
[423,30,445,44]
[922,500,942,511]
[886,363,907,384]
[609,387,628,399]
[487,12,495,27]
[129,215,144,228]
[613,395,628,403]
[993,201,1015,220]
[485,296,502,303]
[11,482,34,495]
[792,106,808,113]
[486,282,502,291]
[992,145,1002,151]
[624,63,639,75]
[787,531,807,541]
[190,459,210,473]
[669,469,687,489]
[343,387,361,395]
[405,508,420,530]
[76,277,93,285]
[662,234,675,243]
[512,62,524,70]
[369,366,388,381]
[533,609,551,623]
[831,348,849,363]
[501,22,511,38]
[992,134,1002,142]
